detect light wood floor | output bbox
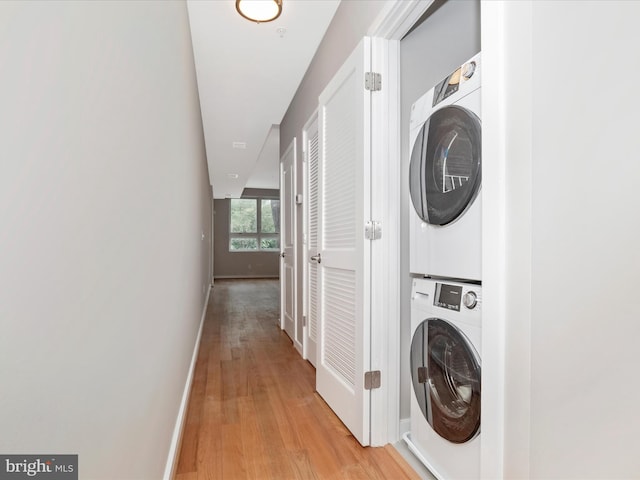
[175,279,421,480]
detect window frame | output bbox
[228,197,280,252]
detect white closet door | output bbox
[305,116,319,366]
[317,37,371,446]
[280,138,297,349]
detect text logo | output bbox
[0,456,77,480]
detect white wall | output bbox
[529,2,640,477]
[0,2,212,478]
[483,1,640,477]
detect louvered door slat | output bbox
[305,117,320,365]
[308,127,319,345]
[323,79,356,250]
[323,268,356,386]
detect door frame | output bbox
[366,0,438,447]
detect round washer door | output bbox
[410,318,481,443]
[409,105,481,226]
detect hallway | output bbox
[175,279,419,480]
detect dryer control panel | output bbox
[432,57,479,107]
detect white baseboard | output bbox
[213,275,279,279]
[399,417,411,436]
[163,285,211,480]
[398,433,438,480]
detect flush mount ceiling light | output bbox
[235,0,282,24]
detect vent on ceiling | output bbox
[232,142,247,149]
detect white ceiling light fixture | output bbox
[235,0,282,24]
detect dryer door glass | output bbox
[414,105,481,226]
[410,318,481,443]
[409,125,428,221]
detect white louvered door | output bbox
[304,115,319,367]
[316,37,371,446]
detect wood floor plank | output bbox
[175,279,419,480]
[288,449,319,480]
[378,445,424,480]
[238,396,269,480]
[221,422,247,479]
[175,472,198,480]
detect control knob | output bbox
[462,61,476,80]
[463,291,478,309]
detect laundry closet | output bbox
[399,1,640,478]
[399,2,481,478]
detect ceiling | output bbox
[187,0,341,198]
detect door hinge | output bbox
[303,315,307,327]
[365,220,382,240]
[364,370,381,390]
[365,72,382,91]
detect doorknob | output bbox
[310,254,321,264]
[280,252,285,258]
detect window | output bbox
[229,198,280,251]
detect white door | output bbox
[304,114,319,366]
[316,37,372,446]
[280,138,297,349]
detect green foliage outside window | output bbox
[230,199,257,233]
[230,238,258,250]
[261,199,279,233]
[229,198,280,251]
[261,238,279,250]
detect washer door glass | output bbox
[409,105,481,226]
[410,318,481,443]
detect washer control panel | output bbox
[434,283,463,311]
[430,282,480,311]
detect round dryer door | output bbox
[409,105,481,226]
[410,318,481,443]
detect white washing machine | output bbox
[409,53,482,282]
[403,277,481,479]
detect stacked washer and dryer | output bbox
[403,53,483,479]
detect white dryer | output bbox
[409,53,482,282]
[404,277,481,479]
